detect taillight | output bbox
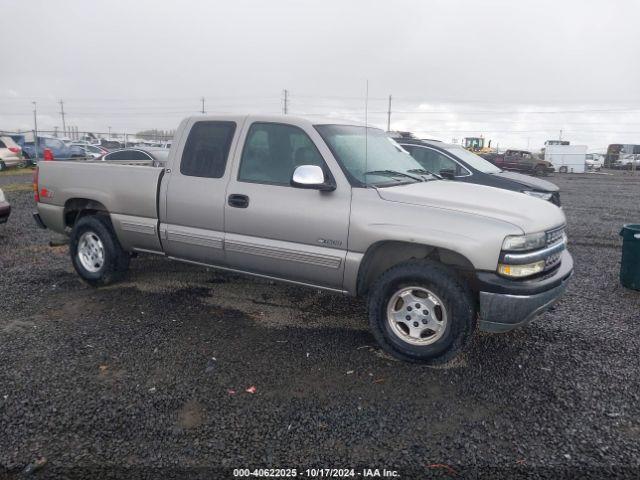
[43,148,54,161]
[33,166,39,202]
[8,147,20,153]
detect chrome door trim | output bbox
[225,239,342,269]
[165,226,224,249]
[121,221,156,235]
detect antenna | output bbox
[59,100,66,137]
[364,80,369,186]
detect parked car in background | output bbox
[0,188,10,223]
[482,149,554,176]
[0,136,24,170]
[585,153,604,171]
[605,144,640,169]
[22,135,86,161]
[100,147,169,167]
[71,143,107,159]
[395,137,561,206]
[97,139,124,150]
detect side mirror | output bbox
[291,165,335,191]
[439,169,455,180]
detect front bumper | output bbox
[477,251,573,333]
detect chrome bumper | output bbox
[478,269,572,333]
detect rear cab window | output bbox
[180,121,236,178]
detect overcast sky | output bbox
[2,0,639,151]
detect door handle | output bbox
[228,194,249,208]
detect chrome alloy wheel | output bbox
[77,231,105,273]
[386,286,448,346]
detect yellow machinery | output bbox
[463,136,493,154]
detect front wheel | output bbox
[367,260,476,364]
[70,215,130,286]
[534,164,548,176]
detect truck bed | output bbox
[36,161,164,252]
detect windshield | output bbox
[444,146,501,174]
[315,125,430,186]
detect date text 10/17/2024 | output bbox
[233,468,400,478]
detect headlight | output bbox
[523,190,552,201]
[502,232,546,251]
[497,261,546,278]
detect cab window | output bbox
[238,122,325,185]
[404,146,470,177]
[180,121,236,178]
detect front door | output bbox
[160,117,242,265]
[224,121,351,290]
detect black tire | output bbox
[533,164,547,176]
[367,260,476,364]
[0,160,5,171]
[69,215,130,286]
[558,166,568,174]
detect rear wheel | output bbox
[368,260,476,364]
[558,166,568,174]
[70,215,130,286]
[0,160,6,171]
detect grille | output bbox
[544,226,566,270]
[546,226,565,246]
[545,251,562,269]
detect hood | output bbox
[492,171,559,192]
[376,180,565,233]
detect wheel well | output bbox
[63,198,109,230]
[356,241,477,296]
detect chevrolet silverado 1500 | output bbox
[33,115,573,363]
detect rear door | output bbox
[160,117,242,265]
[223,120,351,290]
[503,151,519,170]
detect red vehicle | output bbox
[482,149,554,176]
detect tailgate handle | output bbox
[228,194,249,208]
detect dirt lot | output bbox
[1,171,639,479]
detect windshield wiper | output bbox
[364,170,423,182]
[407,168,442,179]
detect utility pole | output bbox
[59,100,66,137]
[282,89,288,114]
[201,97,205,115]
[32,101,39,160]
[386,94,392,132]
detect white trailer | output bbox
[545,145,587,173]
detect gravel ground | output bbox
[1,171,639,479]
[0,170,33,188]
